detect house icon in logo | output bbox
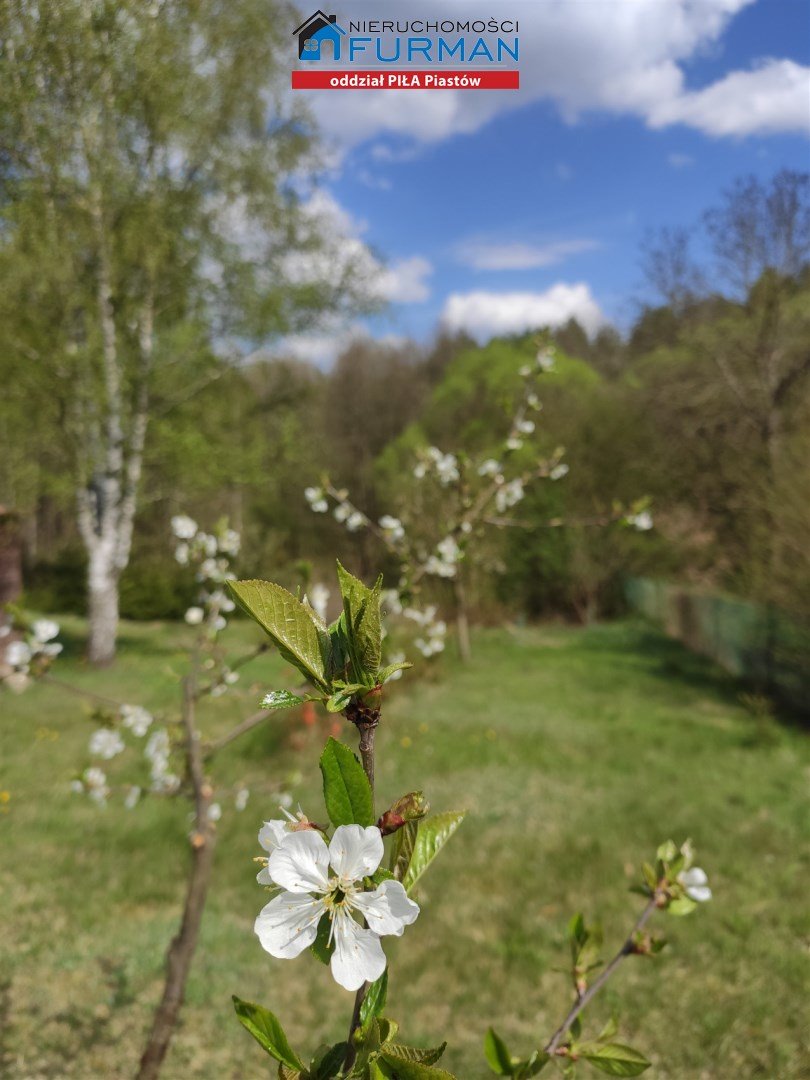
[293,11,346,61]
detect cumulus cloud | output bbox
[298,0,809,151]
[441,283,605,341]
[283,189,432,304]
[375,255,433,302]
[457,237,600,271]
[649,59,810,137]
[268,323,410,369]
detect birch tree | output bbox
[0,0,343,662]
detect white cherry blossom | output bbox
[31,619,59,643]
[121,704,153,737]
[89,728,125,760]
[171,514,198,540]
[679,866,712,903]
[254,824,419,991]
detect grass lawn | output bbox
[1,617,808,1079]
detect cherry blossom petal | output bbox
[328,825,383,881]
[680,866,712,902]
[330,909,386,991]
[353,879,420,937]
[267,829,330,894]
[254,891,324,958]
[258,820,288,853]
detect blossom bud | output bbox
[377,790,429,836]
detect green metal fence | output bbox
[624,577,809,717]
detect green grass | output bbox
[1,618,809,1078]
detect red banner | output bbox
[291,69,519,90]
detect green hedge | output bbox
[625,577,810,718]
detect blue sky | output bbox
[279,0,810,363]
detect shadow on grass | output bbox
[578,619,803,731]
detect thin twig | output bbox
[40,673,125,711]
[137,666,217,1080]
[204,710,267,758]
[544,897,659,1056]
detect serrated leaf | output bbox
[391,820,418,881]
[336,561,383,682]
[261,690,308,711]
[359,970,388,1030]
[310,1041,348,1080]
[325,682,367,713]
[228,580,330,690]
[379,1049,457,1079]
[320,738,375,828]
[577,1043,651,1076]
[484,1028,513,1075]
[379,660,412,684]
[232,996,305,1070]
[387,1042,447,1066]
[402,811,466,893]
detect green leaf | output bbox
[319,738,375,828]
[336,561,383,682]
[666,896,697,916]
[359,970,388,1030]
[514,1052,549,1078]
[577,1043,651,1076]
[231,996,305,1071]
[484,1028,514,1075]
[387,1043,447,1066]
[367,867,395,887]
[403,811,466,893]
[325,682,367,713]
[228,580,330,690]
[596,1016,619,1044]
[311,912,334,965]
[391,820,418,881]
[261,690,308,711]
[379,660,412,684]
[379,1049,456,1079]
[309,1042,348,1079]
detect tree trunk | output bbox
[453,574,472,664]
[87,543,120,666]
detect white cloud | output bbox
[267,322,410,369]
[650,59,810,137]
[441,283,605,341]
[667,152,694,168]
[375,255,433,302]
[298,0,809,151]
[457,237,600,271]
[283,189,431,303]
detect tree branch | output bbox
[137,669,216,1080]
[544,897,659,1056]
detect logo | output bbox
[290,12,520,91]
[293,10,347,61]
